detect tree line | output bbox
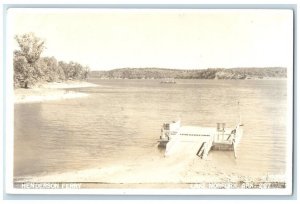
[14,33,90,88]
[89,67,287,80]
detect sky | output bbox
[8,9,293,71]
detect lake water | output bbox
[14,79,288,179]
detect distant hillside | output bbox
[89,67,287,80]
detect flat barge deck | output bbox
[158,121,243,159]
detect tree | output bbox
[14,33,45,88]
[13,51,30,88]
[14,32,90,88]
[83,66,90,79]
[15,33,45,64]
[59,61,89,80]
[40,57,59,82]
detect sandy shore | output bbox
[14,81,98,104]
[14,151,286,189]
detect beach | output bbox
[14,81,98,104]
[14,151,286,189]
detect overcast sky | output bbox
[8,9,293,71]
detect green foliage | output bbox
[13,33,90,88]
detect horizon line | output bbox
[90,66,287,71]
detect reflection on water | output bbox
[14,79,287,177]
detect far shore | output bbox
[88,77,287,80]
[14,81,98,104]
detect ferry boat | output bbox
[158,120,243,159]
[160,78,176,84]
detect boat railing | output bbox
[213,132,236,144]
